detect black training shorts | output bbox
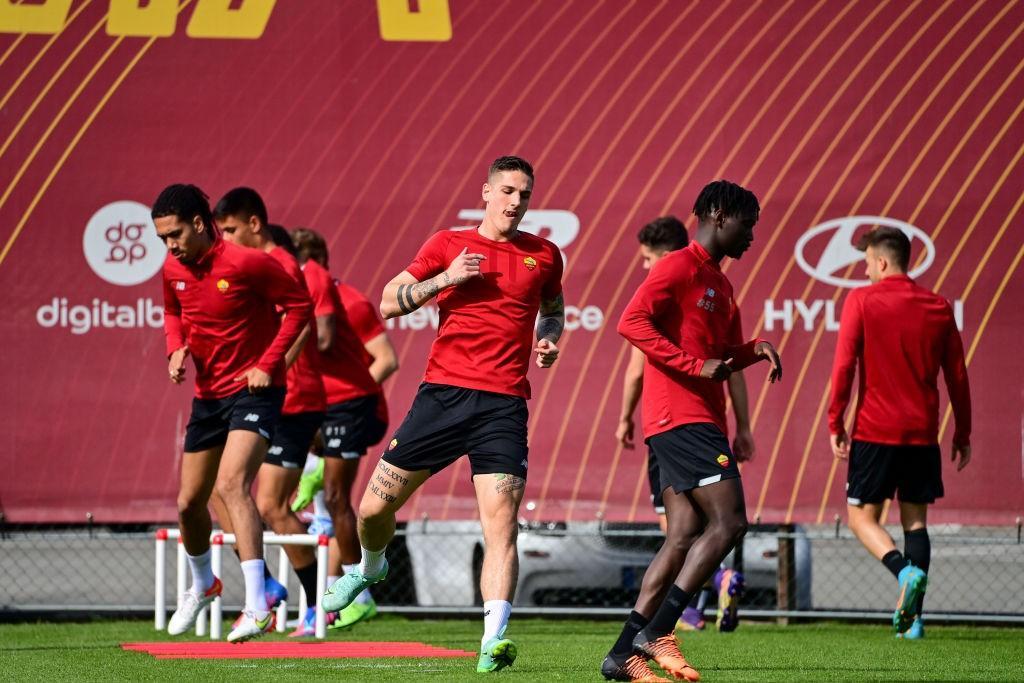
[265,411,324,469]
[183,387,285,453]
[382,383,529,479]
[846,440,943,505]
[647,422,741,494]
[322,394,387,459]
[647,449,666,514]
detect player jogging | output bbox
[321,156,564,673]
[154,184,312,643]
[828,226,971,639]
[290,226,400,633]
[604,180,781,682]
[617,215,752,634]
[211,188,326,633]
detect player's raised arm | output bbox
[380,246,486,319]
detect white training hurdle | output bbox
[154,528,330,640]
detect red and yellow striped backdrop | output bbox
[1,0,1021,524]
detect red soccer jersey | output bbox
[162,237,312,399]
[337,281,389,424]
[828,275,971,447]
[405,229,563,399]
[268,246,326,415]
[302,260,378,405]
[618,241,763,439]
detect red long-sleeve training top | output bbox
[163,237,313,399]
[618,241,763,439]
[829,274,971,448]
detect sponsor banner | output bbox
[1,1,1021,524]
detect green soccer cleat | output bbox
[477,636,517,673]
[893,565,927,634]
[322,560,389,613]
[329,598,378,631]
[291,457,324,512]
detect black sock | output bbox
[611,611,649,659]
[686,593,701,609]
[646,585,693,636]
[881,549,908,579]
[294,561,319,602]
[904,528,930,614]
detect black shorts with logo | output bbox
[382,383,529,479]
[647,449,666,514]
[184,387,285,453]
[846,440,943,505]
[647,422,741,494]
[265,411,325,469]
[322,394,387,459]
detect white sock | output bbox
[186,550,214,593]
[302,452,320,476]
[344,563,373,604]
[240,559,268,615]
[328,574,340,586]
[313,491,329,518]
[482,600,512,645]
[359,546,386,577]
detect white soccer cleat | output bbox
[227,609,275,643]
[167,577,222,636]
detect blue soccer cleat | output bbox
[896,616,925,640]
[893,565,927,634]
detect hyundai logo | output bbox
[794,216,935,288]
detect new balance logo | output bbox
[244,413,259,422]
[328,438,342,448]
[520,459,528,469]
[268,446,283,455]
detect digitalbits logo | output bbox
[82,201,165,286]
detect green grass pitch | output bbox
[2,616,1022,681]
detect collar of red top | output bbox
[688,240,721,270]
[191,233,224,270]
[878,274,913,286]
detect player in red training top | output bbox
[289,226,400,632]
[606,180,782,683]
[289,232,388,630]
[210,188,326,635]
[616,215,753,635]
[322,156,564,673]
[828,226,971,639]
[153,184,311,643]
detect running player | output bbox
[322,156,564,673]
[211,189,326,629]
[828,226,971,639]
[154,184,312,643]
[616,215,751,634]
[289,226,400,633]
[604,180,781,682]
[296,232,389,632]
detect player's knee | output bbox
[214,477,246,503]
[323,484,351,511]
[255,495,285,525]
[728,517,748,544]
[177,493,204,519]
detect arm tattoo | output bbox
[395,274,449,317]
[537,293,565,343]
[396,284,413,315]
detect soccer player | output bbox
[828,226,971,639]
[322,156,564,673]
[605,180,781,682]
[616,215,752,634]
[293,231,390,632]
[154,184,312,642]
[210,189,326,633]
[290,226,400,632]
